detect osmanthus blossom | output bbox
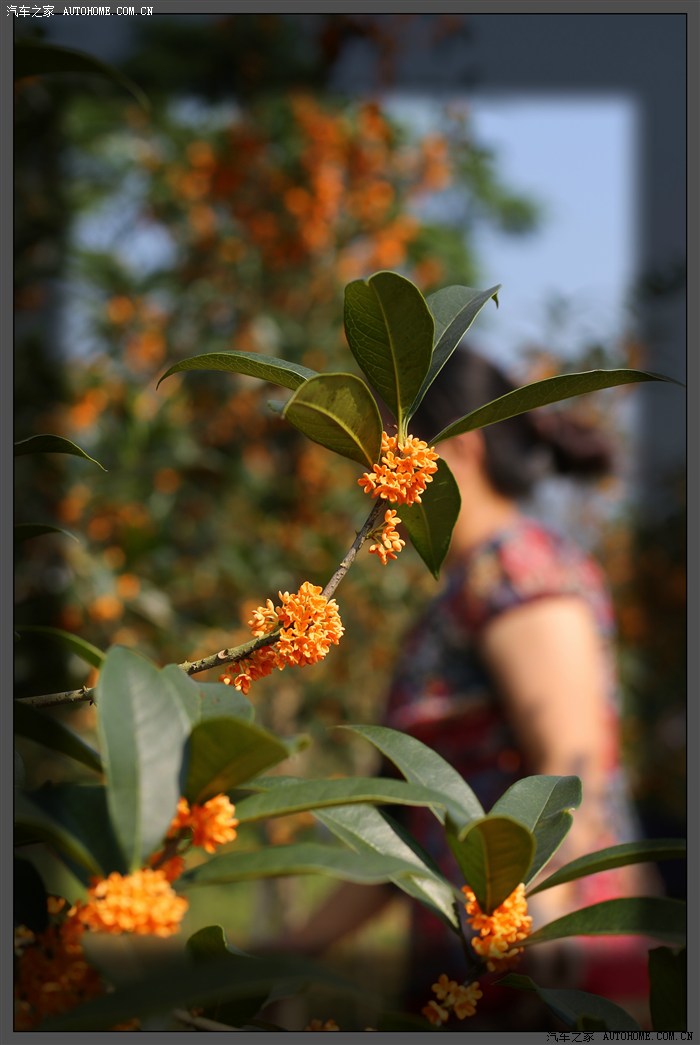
[359,431,439,565]
[368,508,405,566]
[73,869,189,937]
[14,793,241,1029]
[422,975,483,1026]
[358,432,439,507]
[14,903,104,1030]
[222,581,344,694]
[166,794,239,854]
[463,882,533,971]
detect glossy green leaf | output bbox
[16,785,124,877]
[40,931,355,1031]
[447,815,535,913]
[344,270,434,431]
[15,523,79,545]
[283,372,382,468]
[183,717,294,804]
[433,369,677,444]
[158,664,202,727]
[15,625,105,670]
[14,434,106,470]
[14,39,149,110]
[316,804,461,930]
[14,702,102,774]
[528,838,687,896]
[499,974,642,1031]
[649,946,686,1032]
[96,647,192,870]
[180,841,430,887]
[195,681,254,722]
[400,458,461,578]
[234,776,463,825]
[490,775,582,883]
[408,283,501,417]
[525,897,686,947]
[157,350,316,391]
[340,723,483,828]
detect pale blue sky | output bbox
[468,96,637,368]
[389,94,637,372]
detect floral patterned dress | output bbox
[382,515,649,1011]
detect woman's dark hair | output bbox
[411,347,614,499]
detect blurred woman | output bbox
[272,348,654,1028]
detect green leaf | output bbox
[186,926,269,1029]
[14,702,103,774]
[408,283,501,417]
[195,681,254,722]
[183,717,294,804]
[649,946,686,1032]
[316,804,461,930]
[400,458,461,578]
[447,815,536,913]
[15,786,123,877]
[155,665,203,728]
[525,897,686,948]
[498,974,642,1031]
[234,777,463,825]
[339,723,483,828]
[96,647,192,870]
[14,39,149,110]
[15,523,79,545]
[41,926,357,1030]
[344,270,434,432]
[528,838,687,896]
[282,372,382,468]
[14,434,106,470]
[180,841,431,887]
[157,350,316,391]
[433,369,678,444]
[15,625,105,670]
[490,775,582,884]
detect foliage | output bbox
[14,263,685,1030]
[14,24,685,1030]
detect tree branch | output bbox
[322,500,384,600]
[16,502,384,709]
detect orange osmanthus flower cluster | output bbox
[358,432,440,507]
[422,974,483,1026]
[368,508,406,566]
[221,581,344,694]
[463,883,533,971]
[166,795,239,854]
[14,797,239,1028]
[359,432,439,565]
[305,1018,340,1031]
[14,903,104,1030]
[73,868,188,937]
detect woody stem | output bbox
[17,503,384,708]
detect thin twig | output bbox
[172,1008,240,1031]
[16,504,383,710]
[178,628,281,676]
[16,686,95,710]
[322,500,384,600]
